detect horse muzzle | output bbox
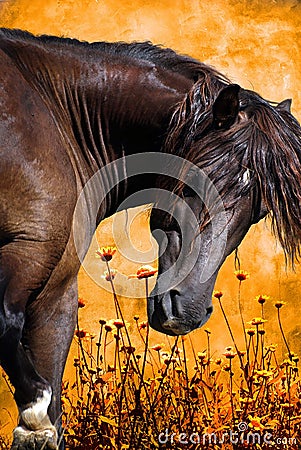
[147,290,213,336]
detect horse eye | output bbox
[182,186,195,197]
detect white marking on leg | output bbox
[12,424,58,450]
[19,388,53,431]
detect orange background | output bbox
[0,0,301,440]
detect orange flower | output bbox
[75,329,87,338]
[234,270,249,281]
[121,345,136,354]
[139,321,148,330]
[128,265,158,279]
[101,269,117,282]
[78,297,86,308]
[274,300,286,309]
[213,290,223,299]
[151,344,164,352]
[96,246,117,262]
[113,320,125,329]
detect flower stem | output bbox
[277,308,291,358]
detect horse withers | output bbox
[0,29,301,449]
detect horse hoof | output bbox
[11,425,58,450]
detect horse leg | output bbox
[0,245,77,450]
[0,296,58,450]
[21,280,78,449]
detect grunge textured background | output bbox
[0,0,301,439]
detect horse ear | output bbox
[212,84,240,129]
[276,98,292,113]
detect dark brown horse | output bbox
[0,29,301,450]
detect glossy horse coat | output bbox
[0,29,301,449]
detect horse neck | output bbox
[1,36,191,169]
[95,65,192,216]
[0,34,193,217]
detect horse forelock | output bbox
[165,85,301,265]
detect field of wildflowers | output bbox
[59,246,301,449]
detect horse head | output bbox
[148,83,301,336]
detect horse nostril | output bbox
[170,290,183,318]
[206,306,213,316]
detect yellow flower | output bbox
[213,290,223,299]
[274,300,286,309]
[248,415,264,431]
[106,319,130,332]
[96,246,117,262]
[248,317,267,326]
[197,351,207,360]
[246,328,256,336]
[254,370,273,379]
[240,397,255,405]
[223,346,236,359]
[255,294,269,305]
[234,270,249,281]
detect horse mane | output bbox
[0,28,227,84]
[165,82,301,265]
